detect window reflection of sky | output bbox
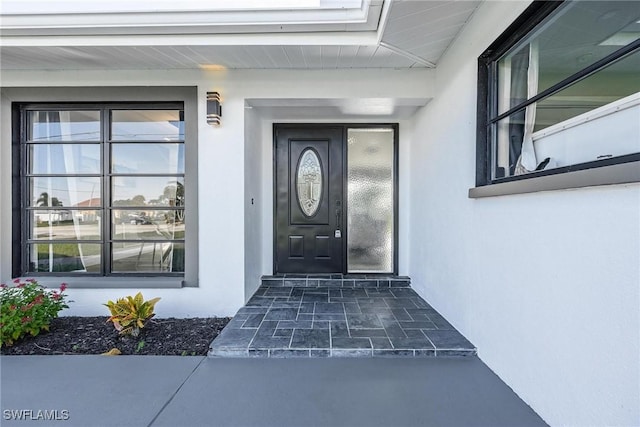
[112,143,185,174]
[30,110,184,142]
[30,111,100,141]
[30,144,101,174]
[111,110,184,141]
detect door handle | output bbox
[335,200,342,231]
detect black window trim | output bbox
[474,0,640,193]
[4,86,198,289]
[15,101,186,279]
[6,86,199,289]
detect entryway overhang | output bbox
[0,1,482,70]
[245,98,430,120]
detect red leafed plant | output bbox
[0,280,70,347]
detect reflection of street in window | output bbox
[22,105,186,274]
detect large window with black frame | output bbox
[20,104,185,275]
[477,0,640,186]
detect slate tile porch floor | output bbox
[209,275,476,358]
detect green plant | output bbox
[104,292,160,337]
[135,340,145,353]
[0,279,70,347]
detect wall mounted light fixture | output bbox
[206,92,222,125]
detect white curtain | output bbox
[62,141,87,272]
[515,41,539,174]
[36,112,87,272]
[39,113,58,272]
[497,58,512,175]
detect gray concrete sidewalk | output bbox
[0,355,547,427]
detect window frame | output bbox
[19,102,186,278]
[474,0,640,196]
[7,86,198,288]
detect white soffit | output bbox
[0,0,381,38]
[0,1,483,70]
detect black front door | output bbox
[274,125,344,273]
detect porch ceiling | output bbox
[245,97,430,119]
[0,1,482,70]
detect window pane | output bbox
[347,128,394,273]
[112,242,185,272]
[30,177,101,207]
[534,50,640,132]
[296,149,323,217]
[497,1,640,115]
[22,103,188,277]
[28,243,101,273]
[111,110,184,141]
[30,210,101,240]
[29,144,100,175]
[111,143,184,174]
[112,210,185,240]
[112,177,184,207]
[29,111,101,142]
[493,96,640,179]
[493,112,526,179]
[494,51,640,180]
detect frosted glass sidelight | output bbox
[347,128,394,273]
[296,149,323,217]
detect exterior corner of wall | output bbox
[243,104,265,302]
[0,91,13,282]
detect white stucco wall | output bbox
[244,103,263,302]
[0,68,434,318]
[407,1,640,426]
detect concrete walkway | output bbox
[0,355,547,427]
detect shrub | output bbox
[0,279,70,347]
[104,292,160,337]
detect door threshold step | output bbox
[262,275,411,288]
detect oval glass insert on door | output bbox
[296,148,323,217]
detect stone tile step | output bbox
[210,279,476,358]
[209,347,477,358]
[262,275,411,288]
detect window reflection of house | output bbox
[73,197,101,222]
[33,210,72,223]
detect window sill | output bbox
[13,277,185,289]
[469,160,640,198]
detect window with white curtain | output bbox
[22,104,185,275]
[477,0,640,186]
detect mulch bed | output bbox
[0,316,231,356]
